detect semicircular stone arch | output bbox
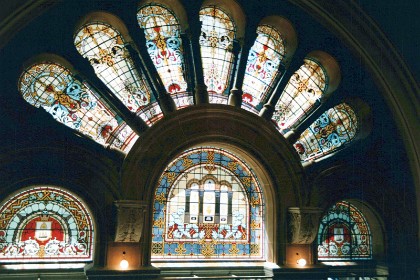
[121,104,306,265]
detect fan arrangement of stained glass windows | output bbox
[294,103,358,161]
[273,58,327,131]
[18,62,137,150]
[152,147,264,259]
[199,6,236,103]
[242,25,285,110]
[0,186,94,262]
[74,22,162,125]
[12,1,374,268]
[137,4,192,108]
[317,201,372,260]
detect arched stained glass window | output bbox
[74,22,158,124]
[273,58,327,131]
[18,62,134,148]
[152,147,264,260]
[137,4,191,107]
[199,6,236,103]
[242,25,285,109]
[294,103,358,161]
[0,186,94,263]
[317,201,372,261]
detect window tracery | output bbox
[199,6,236,103]
[0,186,94,262]
[137,4,191,107]
[294,103,358,161]
[317,201,372,260]
[152,147,264,260]
[74,22,161,125]
[242,25,285,109]
[273,58,327,131]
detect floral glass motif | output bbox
[242,25,285,109]
[152,147,264,260]
[199,6,235,103]
[18,62,136,149]
[318,201,372,260]
[137,5,191,107]
[273,59,327,131]
[0,186,94,262]
[294,103,358,161]
[74,22,153,119]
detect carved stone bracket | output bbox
[114,200,147,242]
[287,207,323,244]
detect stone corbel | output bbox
[288,207,323,244]
[114,200,147,242]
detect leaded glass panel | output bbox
[74,22,154,122]
[152,147,264,260]
[242,25,285,109]
[273,59,327,131]
[18,62,134,147]
[137,5,190,107]
[199,6,235,102]
[318,201,372,261]
[294,103,358,161]
[0,186,94,262]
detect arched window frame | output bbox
[18,57,139,152]
[293,102,359,162]
[273,51,341,132]
[241,24,285,110]
[199,5,237,103]
[0,186,95,265]
[73,16,163,126]
[151,147,264,260]
[317,200,372,261]
[137,3,192,108]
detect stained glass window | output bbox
[294,103,358,161]
[137,4,191,108]
[152,147,264,260]
[74,22,153,120]
[242,25,285,109]
[18,62,135,149]
[273,58,327,131]
[318,201,372,261]
[0,186,94,263]
[199,6,236,103]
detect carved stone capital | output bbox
[288,207,323,244]
[114,200,147,242]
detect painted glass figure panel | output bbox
[294,103,358,161]
[74,23,153,118]
[18,62,134,147]
[273,59,327,131]
[137,5,190,107]
[242,25,285,109]
[0,186,94,262]
[152,147,264,260]
[199,6,235,103]
[318,201,372,260]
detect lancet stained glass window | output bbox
[318,201,372,260]
[152,147,264,260]
[19,62,135,146]
[242,25,285,109]
[0,186,94,262]
[137,4,191,107]
[294,103,358,161]
[74,22,160,125]
[199,6,235,103]
[273,58,327,131]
